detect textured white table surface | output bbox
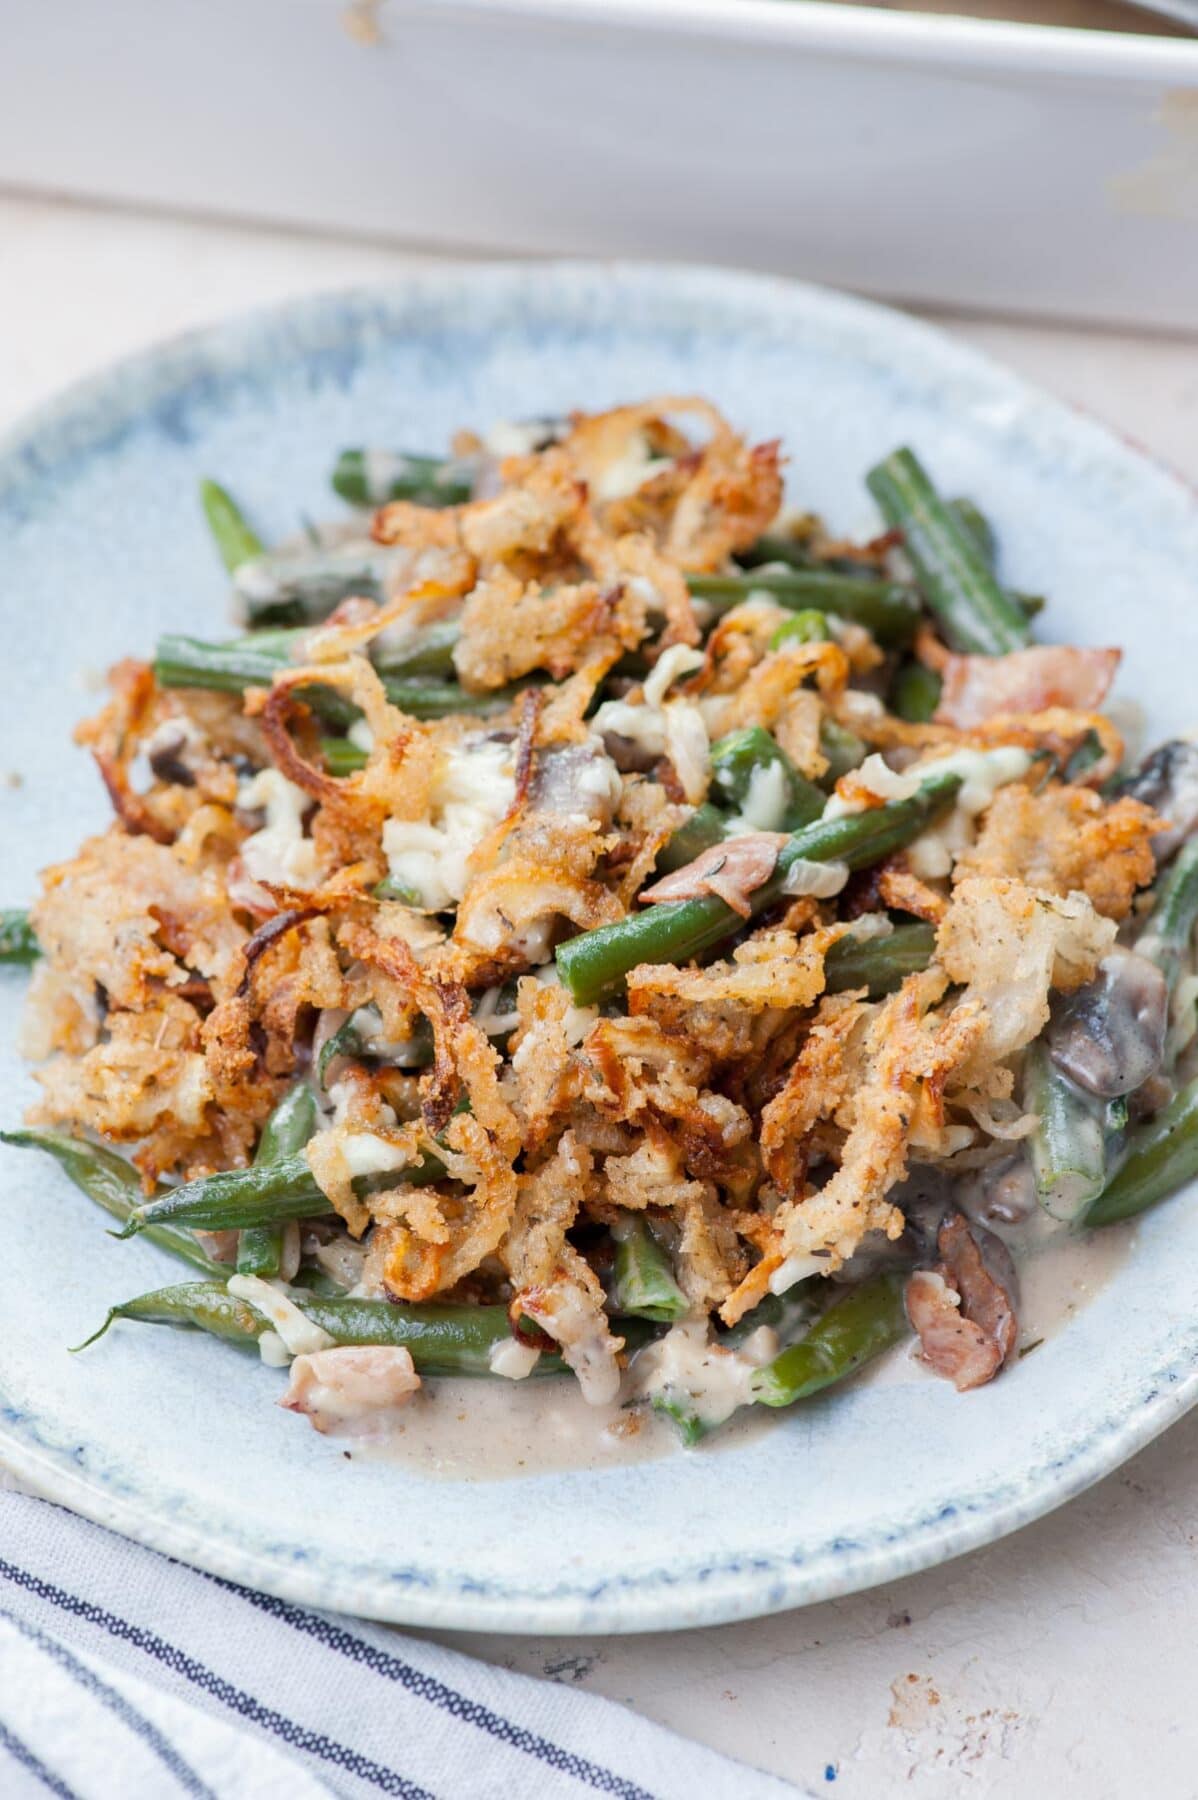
[4,189,1198,1799]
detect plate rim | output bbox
[3,257,1198,1635]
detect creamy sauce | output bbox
[347,1375,766,1479]
[352,1380,671,1478]
[336,1222,1138,1470]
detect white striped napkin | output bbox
[0,1492,802,1800]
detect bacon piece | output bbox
[638,834,784,919]
[935,645,1119,730]
[280,1345,421,1433]
[905,1213,1017,1391]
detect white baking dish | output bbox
[0,0,1195,329]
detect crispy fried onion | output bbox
[507,978,596,1150]
[317,921,522,1295]
[249,655,427,822]
[453,857,624,960]
[722,970,990,1323]
[76,659,230,845]
[563,396,783,577]
[954,784,1157,924]
[300,574,473,667]
[938,876,1116,1075]
[905,1213,1017,1390]
[627,921,853,1014]
[876,859,948,925]
[701,640,851,741]
[502,1132,626,1405]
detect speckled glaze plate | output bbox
[3,264,1198,1636]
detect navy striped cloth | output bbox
[0,1492,802,1799]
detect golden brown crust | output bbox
[18,395,1162,1361]
[954,784,1157,921]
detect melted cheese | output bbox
[228,1274,334,1359]
[238,769,321,891]
[733,759,790,832]
[633,1320,779,1433]
[487,1339,543,1380]
[382,737,516,910]
[593,646,710,805]
[338,1131,411,1180]
[823,746,1032,880]
[780,857,850,899]
[591,430,673,502]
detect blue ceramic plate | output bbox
[2,265,1197,1634]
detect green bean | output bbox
[75,1280,580,1376]
[153,629,299,694]
[233,545,391,627]
[1136,838,1198,997]
[709,727,824,831]
[372,875,425,905]
[889,662,942,724]
[321,737,368,777]
[653,802,728,876]
[237,1084,319,1278]
[116,1151,332,1238]
[687,571,920,648]
[1084,1076,1198,1227]
[818,717,866,786]
[610,1216,689,1322]
[74,1282,265,1353]
[651,1285,829,1442]
[289,1265,346,1298]
[949,497,997,568]
[824,922,937,998]
[382,680,514,720]
[199,478,265,574]
[0,909,39,965]
[749,1273,909,1408]
[948,496,1044,621]
[867,449,1030,656]
[116,1133,457,1238]
[1024,1041,1106,1223]
[155,634,511,724]
[318,1014,364,1084]
[769,610,829,650]
[719,1282,822,1350]
[650,1396,714,1448]
[372,619,461,681]
[735,533,819,572]
[555,772,962,1005]
[257,1083,318,1167]
[332,450,477,509]
[0,1129,225,1277]
[317,1005,433,1083]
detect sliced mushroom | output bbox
[905,1213,1018,1392]
[1049,947,1168,1099]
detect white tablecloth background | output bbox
[3,187,1198,1799]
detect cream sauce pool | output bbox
[345,1218,1138,1477]
[350,1370,776,1480]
